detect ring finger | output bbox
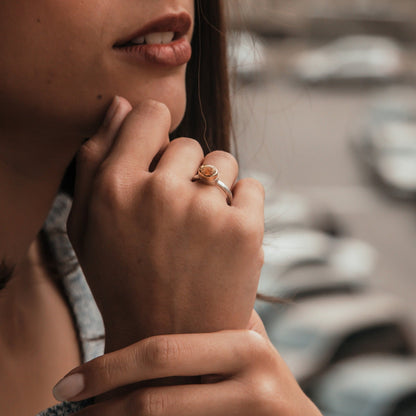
[195,150,238,204]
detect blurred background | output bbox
[226,1,416,415]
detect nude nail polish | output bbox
[53,373,85,402]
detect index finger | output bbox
[52,330,269,402]
[102,99,171,175]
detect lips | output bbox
[113,12,192,67]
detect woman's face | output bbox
[0,0,194,139]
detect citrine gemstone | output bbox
[198,165,219,182]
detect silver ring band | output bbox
[215,179,233,205]
[192,164,233,205]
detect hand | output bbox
[52,312,322,416]
[68,97,265,351]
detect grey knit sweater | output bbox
[36,194,105,416]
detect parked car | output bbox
[291,35,404,85]
[227,31,266,82]
[242,170,344,235]
[265,293,415,391]
[312,356,416,416]
[258,231,376,300]
[264,192,343,237]
[351,90,416,199]
[305,1,416,41]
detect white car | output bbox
[266,293,415,390]
[264,192,343,237]
[313,356,416,416]
[292,35,404,84]
[227,32,266,82]
[258,231,376,300]
[351,90,416,198]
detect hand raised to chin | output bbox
[68,97,265,352]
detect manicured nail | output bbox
[102,96,121,128]
[53,373,85,402]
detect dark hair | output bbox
[60,0,231,195]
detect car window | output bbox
[330,324,413,364]
[391,394,416,416]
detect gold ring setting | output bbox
[192,165,233,205]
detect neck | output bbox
[0,126,79,267]
[0,127,83,413]
[0,239,82,415]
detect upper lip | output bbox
[114,11,192,47]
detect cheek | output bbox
[0,39,188,138]
[0,1,189,137]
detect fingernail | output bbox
[102,96,120,128]
[53,373,85,402]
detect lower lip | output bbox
[113,38,192,67]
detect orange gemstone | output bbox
[199,165,218,181]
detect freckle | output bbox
[46,79,52,85]
[36,18,41,23]
[97,94,103,100]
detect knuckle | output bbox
[144,172,183,207]
[129,389,168,416]
[230,214,263,246]
[142,336,179,371]
[77,139,101,168]
[151,171,178,191]
[248,375,280,415]
[92,165,130,210]
[83,354,116,388]
[96,354,118,382]
[190,194,225,225]
[145,391,169,416]
[229,330,266,364]
[244,330,270,361]
[241,177,265,199]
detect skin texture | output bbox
[57,312,322,416]
[0,0,192,136]
[0,0,194,267]
[64,96,322,415]
[68,97,265,351]
[0,0,323,414]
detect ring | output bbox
[192,165,233,205]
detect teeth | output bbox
[127,31,175,46]
[161,32,175,44]
[144,32,175,45]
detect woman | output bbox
[0,0,322,414]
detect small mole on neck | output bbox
[97,94,103,100]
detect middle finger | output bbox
[155,137,204,179]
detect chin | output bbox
[79,76,188,138]
[127,85,187,134]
